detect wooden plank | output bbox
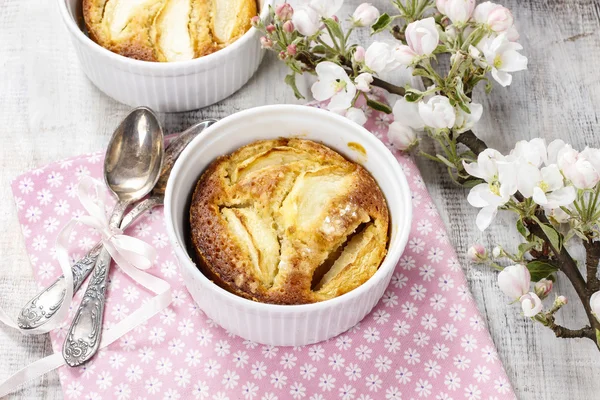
[1,0,599,398]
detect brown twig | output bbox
[371,77,406,96]
[548,320,595,340]
[584,239,600,292]
[456,130,487,155]
[526,211,600,347]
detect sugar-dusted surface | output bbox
[1,0,600,399]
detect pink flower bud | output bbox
[286,44,297,56]
[497,264,530,300]
[260,36,273,49]
[332,15,339,23]
[520,292,543,317]
[534,279,553,299]
[467,244,487,262]
[555,295,568,307]
[275,3,294,21]
[474,1,514,33]
[283,20,295,33]
[444,0,476,24]
[388,123,417,151]
[353,46,366,63]
[266,24,276,33]
[352,3,380,27]
[251,16,260,27]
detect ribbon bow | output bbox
[75,177,156,271]
[0,177,172,397]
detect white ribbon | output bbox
[0,177,172,397]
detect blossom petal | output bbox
[532,186,549,206]
[393,98,424,131]
[492,68,512,87]
[547,139,566,164]
[345,107,367,126]
[476,205,498,231]
[540,164,564,191]
[467,183,491,208]
[516,163,541,198]
[500,50,528,72]
[545,186,576,208]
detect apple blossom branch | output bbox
[257,0,600,350]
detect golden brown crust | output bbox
[82,0,255,62]
[189,139,390,305]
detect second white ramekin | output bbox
[164,105,413,346]
[56,0,271,112]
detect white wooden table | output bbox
[1,0,600,398]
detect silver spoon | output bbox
[17,119,217,331]
[62,107,164,367]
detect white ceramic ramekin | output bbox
[164,105,412,346]
[56,0,271,112]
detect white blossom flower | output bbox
[365,42,398,74]
[354,72,373,92]
[292,7,320,36]
[441,0,476,24]
[311,62,356,111]
[405,17,439,56]
[454,102,483,133]
[344,107,367,126]
[520,292,543,317]
[352,3,380,27]
[464,149,517,230]
[418,95,456,130]
[388,122,417,151]
[309,0,343,18]
[474,2,514,33]
[511,138,547,167]
[555,143,600,189]
[498,264,530,300]
[518,164,575,208]
[480,33,527,87]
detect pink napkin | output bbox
[10,99,516,400]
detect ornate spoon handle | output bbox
[63,200,129,366]
[17,196,163,330]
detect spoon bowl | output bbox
[104,107,164,201]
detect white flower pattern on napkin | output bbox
[10,93,516,399]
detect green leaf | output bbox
[284,73,305,100]
[370,13,393,35]
[526,260,559,282]
[516,219,529,238]
[404,90,423,103]
[596,329,600,350]
[366,98,393,114]
[540,223,563,251]
[461,178,483,188]
[312,45,328,54]
[518,242,537,257]
[323,18,344,42]
[412,68,431,78]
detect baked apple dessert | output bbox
[82,0,257,61]
[189,139,390,305]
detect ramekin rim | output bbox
[56,0,273,72]
[164,104,413,313]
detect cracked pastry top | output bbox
[189,138,390,305]
[82,0,257,62]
